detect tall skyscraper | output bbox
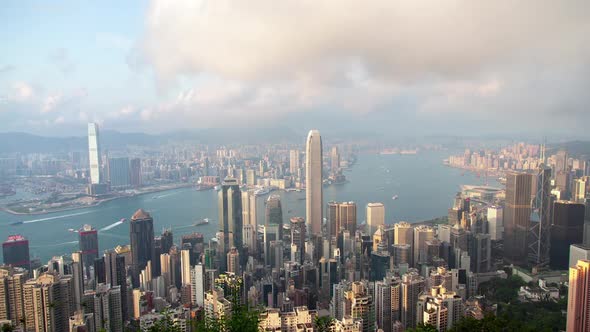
[504,172,532,265]
[487,206,503,241]
[130,209,154,286]
[2,235,30,271]
[367,203,385,236]
[550,201,585,270]
[129,158,142,187]
[88,123,101,185]
[70,252,84,310]
[413,226,434,266]
[290,217,306,264]
[104,249,128,321]
[306,129,323,236]
[181,249,192,286]
[108,157,130,188]
[289,150,299,175]
[327,201,357,237]
[331,146,340,173]
[85,283,123,332]
[79,224,98,278]
[218,178,243,272]
[567,260,590,332]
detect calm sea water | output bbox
[0,151,494,263]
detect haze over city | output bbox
[2,2,590,332]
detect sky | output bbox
[1,0,589,138]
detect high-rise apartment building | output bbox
[374,276,401,332]
[401,271,425,330]
[226,247,240,275]
[23,273,74,332]
[130,209,154,286]
[0,266,27,327]
[306,130,323,236]
[567,260,590,332]
[2,235,30,271]
[103,250,128,320]
[504,172,532,264]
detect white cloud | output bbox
[11,82,35,101]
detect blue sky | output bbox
[1,1,589,138]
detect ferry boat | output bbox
[392,195,399,200]
[194,218,210,226]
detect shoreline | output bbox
[0,183,194,216]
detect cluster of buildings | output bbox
[2,128,590,331]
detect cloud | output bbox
[133,0,590,135]
[0,65,15,75]
[11,82,35,101]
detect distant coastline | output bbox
[1,183,194,216]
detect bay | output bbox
[0,151,493,263]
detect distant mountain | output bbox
[548,140,590,158]
[0,127,302,153]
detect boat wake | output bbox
[22,211,96,224]
[100,220,124,232]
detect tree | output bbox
[314,316,334,332]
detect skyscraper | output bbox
[401,271,425,330]
[503,172,532,265]
[331,146,340,173]
[327,201,357,237]
[79,224,98,278]
[88,123,101,185]
[23,273,74,332]
[130,209,154,287]
[108,157,130,188]
[2,235,30,271]
[218,178,242,272]
[129,158,142,187]
[550,201,585,270]
[290,217,306,264]
[104,249,128,321]
[367,203,385,236]
[306,129,323,236]
[289,150,299,175]
[567,260,590,332]
[264,195,283,267]
[413,226,434,266]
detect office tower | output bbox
[370,251,390,281]
[242,224,256,255]
[392,244,411,266]
[264,195,283,267]
[160,229,174,254]
[108,157,130,188]
[23,273,74,332]
[289,150,299,174]
[568,260,590,332]
[291,217,306,264]
[94,257,106,284]
[529,165,552,265]
[70,252,84,310]
[88,123,101,185]
[130,209,154,286]
[331,146,340,173]
[306,129,323,236]
[246,169,256,186]
[413,226,434,266]
[227,248,240,275]
[394,222,413,246]
[241,190,257,228]
[0,266,27,327]
[129,158,142,187]
[574,178,588,203]
[328,201,357,237]
[192,263,205,307]
[180,249,191,287]
[504,172,532,265]
[401,271,425,330]
[555,150,568,173]
[103,250,127,321]
[344,282,374,332]
[487,206,503,241]
[79,224,98,278]
[181,232,204,265]
[469,233,491,273]
[366,203,385,236]
[2,235,30,271]
[550,201,585,270]
[85,283,123,332]
[218,178,243,272]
